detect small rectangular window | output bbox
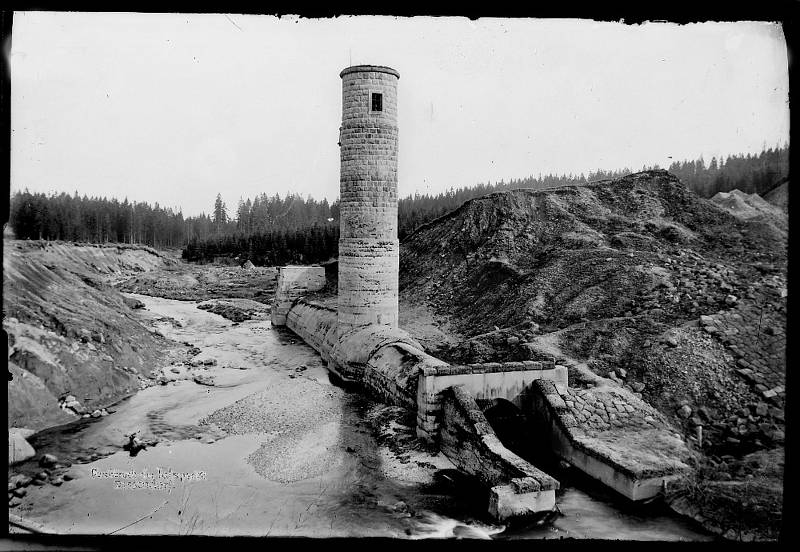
[371,93,383,112]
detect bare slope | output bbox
[401,170,785,336]
[399,170,786,539]
[762,179,788,212]
[400,170,786,449]
[4,241,180,431]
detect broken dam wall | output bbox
[440,385,558,519]
[277,275,565,521]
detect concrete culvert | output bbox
[483,398,542,466]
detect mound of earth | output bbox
[118,263,278,304]
[710,189,786,233]
[401,170,785,338]
[761,180,788,212]
[4,240,181,431]
[196,298,271,322]
[398,170,786,540]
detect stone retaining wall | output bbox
[522,379,691,500]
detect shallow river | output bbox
[12,294,713,540]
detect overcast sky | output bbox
[10,13,789,217]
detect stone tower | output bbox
[338,65,400,337]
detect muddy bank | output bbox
[6,294,477,537]
[117,263,278,304]
[4,240,182,432]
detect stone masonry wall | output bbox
[338,66,400,336]
[416,361,568,444]
[364,342,449,410]
[270,266,326,326]
[285,300,338,360]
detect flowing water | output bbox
[11,294,713,540]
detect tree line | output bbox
[7,145,788,262]
[398,145,788,239]
[7,192,188,247]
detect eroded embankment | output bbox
[4,240,181,432]
[397,171,786,540]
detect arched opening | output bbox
[482,398,541,464]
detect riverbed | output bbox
[10,294,713,540]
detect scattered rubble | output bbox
[117,263,278,303]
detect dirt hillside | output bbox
[399,170,786,539]
[4,241,181,431]
[762,180,788,212]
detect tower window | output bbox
[371,93,383,112]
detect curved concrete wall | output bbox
[285,300,337,359]
[365,342,448,409]
[338,66,400,335]
[286,298,428,389]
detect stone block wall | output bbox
[270,266,326,326]
[338,66,400,335]
[522,379,691,501]
[416,361,568,444]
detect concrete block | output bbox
[488,485,556,520]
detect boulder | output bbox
[39,453,59,468]
[8,432,36,465]
[65,400,85,414]
[8,474,33,490]
[677,405,692,419]
[193,374,215,386]
[123,296,146,309]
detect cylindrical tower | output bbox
[338,64,400,336]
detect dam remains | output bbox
[270,64,692,522]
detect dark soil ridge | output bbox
[398,170,786,541]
